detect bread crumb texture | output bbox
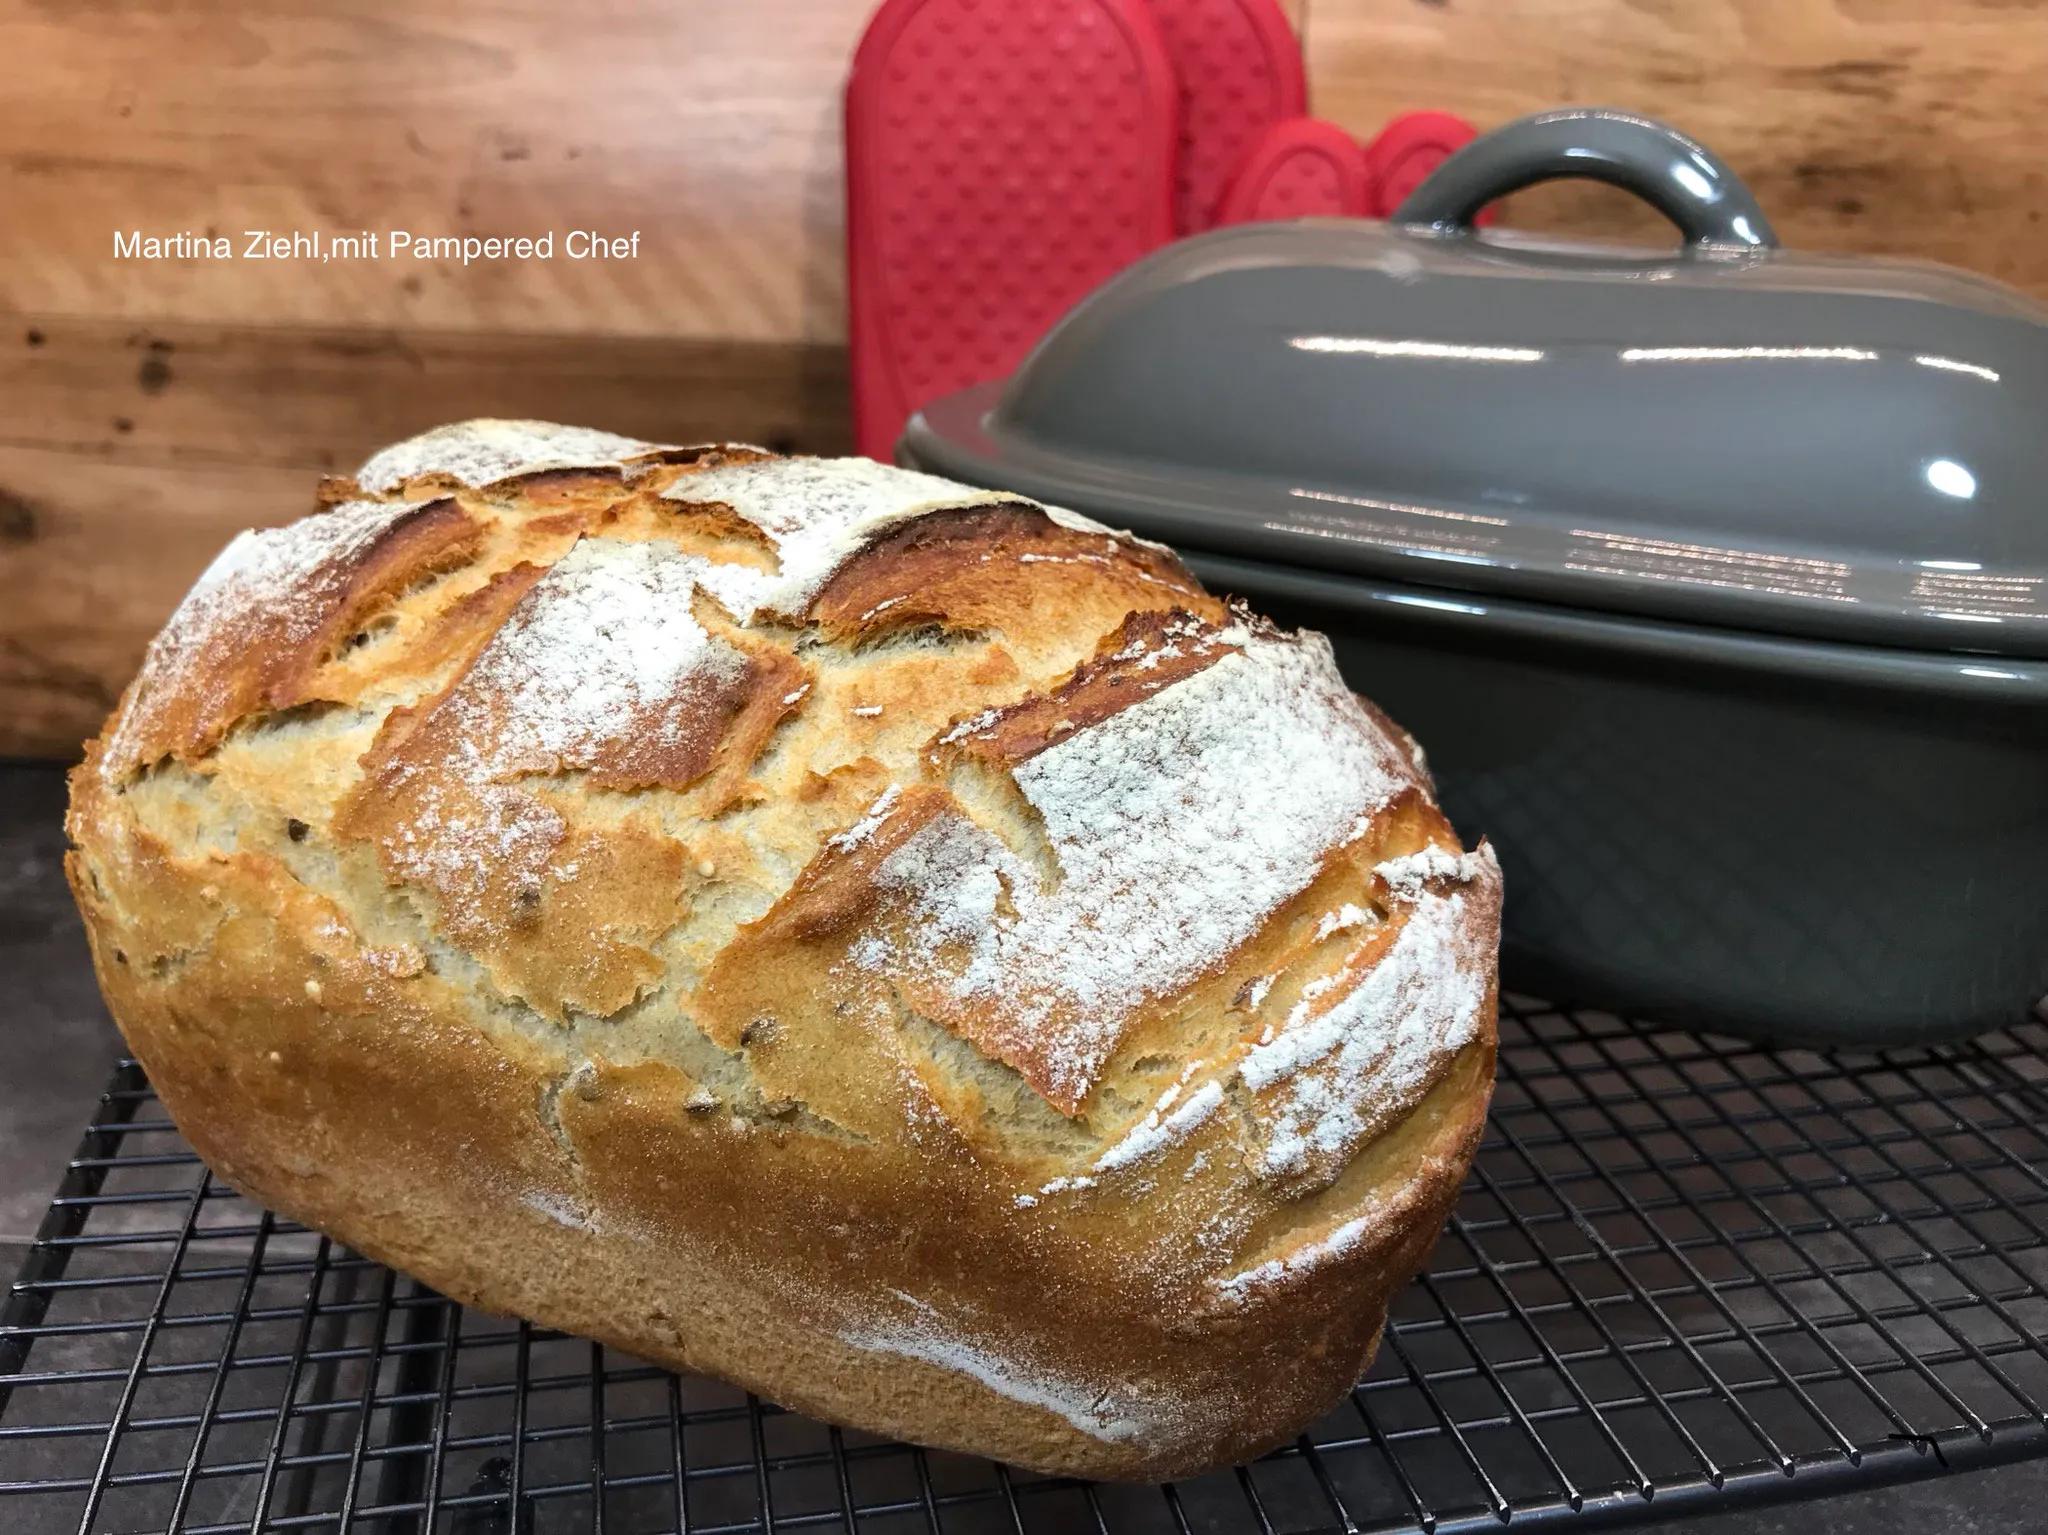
[66,420,1502,1480]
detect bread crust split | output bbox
[66,420,1501,1480]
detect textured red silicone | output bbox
[1213,115,1378,224]
[845,0,1180,460]
[1148,0,1308,234]
[1364,109,1490,222]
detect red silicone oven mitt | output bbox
[1363,110,1488,221]
[1212,117,1378,224]
[846,0,1179,460]
[1145,0,1307,234]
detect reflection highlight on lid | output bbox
[1914,354,2002,384]
[1910,567,2038,617]
[1619,345,1879,363]
[1924,459,1978,500]
[1379,593,1489,616]
[1565,529,1856,603]
[1266,514,1502,567]
[1290,486,1510,527]
[1290,336,1545,363]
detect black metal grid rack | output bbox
[7,996,2048,1535]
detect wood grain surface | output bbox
[1305,1,2048,283]
[0,0,867,344]
[0,0,2038,755]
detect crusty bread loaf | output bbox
[65,420,1501,1480]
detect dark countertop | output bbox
[0,759,2035,1534]
[0,763,121,1251]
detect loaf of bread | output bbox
[66,421,1502,1480]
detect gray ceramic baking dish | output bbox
[901,107,2048,1046]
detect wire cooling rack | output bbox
[6,998,2048,1535]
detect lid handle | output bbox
[1392,107,1779,249]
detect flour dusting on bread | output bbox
[839,1293,1164,1446]
[102,496,441,778]
[184,498,430,628]
[385,777,567,903]
[1211,1204,1385,1306]
[441,538,745,778]
[1243,846,1501,1181]
[1091,1078,1228,1176]
[864,623,1422,1109]
[355,419,676,493]
[661,455,1026,620]
[1376,845,1497,898]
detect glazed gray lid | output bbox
[904,109,2048,658]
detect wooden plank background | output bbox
[5,0,2045,756]
[1305,0,2048,283]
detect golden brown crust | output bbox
[808,504,1222,645]
[66,425,1501,1481]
